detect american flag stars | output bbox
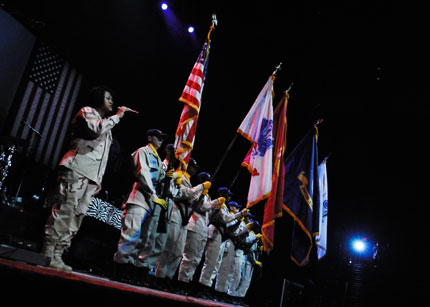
[29,44,64,94]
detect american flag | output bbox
[9,42,82,169]
[174,25,214,169]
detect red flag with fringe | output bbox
[262,93,288,252]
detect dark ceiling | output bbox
[3,0,422,288]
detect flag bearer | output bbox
[135,143,176,274]
[112,129,167,281]
[214,202,251,299]
[198,190,248,298]
[177,172,225,294]
[235,223,263,303]
[152,159,210,286]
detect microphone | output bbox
[127,108,139,114]
[22,120,43,137]
[119,106,139,114]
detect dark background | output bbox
[1,0,424,305]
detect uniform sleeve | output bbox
[195,195,219,213]
[219,205,242,223]
[73,107,120,139]
[174,180,204,202]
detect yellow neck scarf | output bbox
[148,143,159,159]
[184,171,191,182]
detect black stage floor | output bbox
[0,203,256,306]
[0,257,240,306]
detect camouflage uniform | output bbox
[43,107,120,271]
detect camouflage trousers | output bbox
[113,203,151,265]
[44,167,99,249]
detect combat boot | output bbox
[173,280,191,296]
[197,284,215,300]
[40,240,55,261]
[50,244,72,272]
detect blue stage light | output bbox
[349,236,373,258]
[161,2,168,10]
[188,26,194,33]
[347,235,377,263]
[352,239,366,253]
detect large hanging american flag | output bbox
[9,42,82,169]
[174,21,215,169]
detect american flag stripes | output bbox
[9,42,82,169]
[174,25,214,169]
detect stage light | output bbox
[349,236,373,257]
[347,235,378,263]
[188,26,194,33]
[161,2,168,10]
[352,239,366,253]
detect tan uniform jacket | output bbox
[169,174,204,225]
[126,145,165,211]
[187,194,219,234]
[207,205,242,241]
[59,107,120,184]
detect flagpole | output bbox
[228,163,243,190]
[212,133,238,180]
[211,13,218,28]
[273,62,282,76]
[323,152,332,162]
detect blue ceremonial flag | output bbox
[283,126,319,266]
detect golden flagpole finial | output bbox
[273,62,282,76]
[212,14,218,28]
[315,118,324,126]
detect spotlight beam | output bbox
[352,240,366,252]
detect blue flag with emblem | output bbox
[282,126,320,266]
